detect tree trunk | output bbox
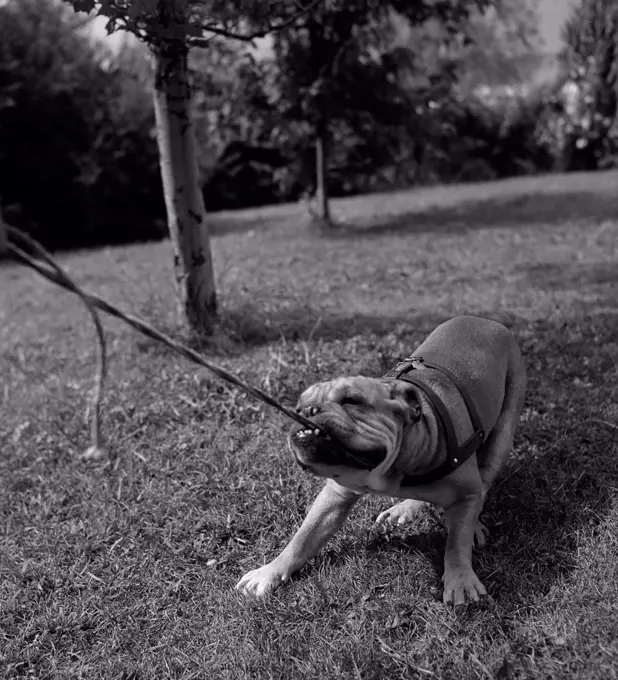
[152,40,217,336]
[314,122,332,225]
[0,203,7,256]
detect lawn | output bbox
[1,170,618,679]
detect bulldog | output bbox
[236,316,526,606]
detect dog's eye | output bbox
[340,395,364,407]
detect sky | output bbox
[538,0,579,52]
[90,0,581,55]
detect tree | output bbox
[557,0,618,170]
[189,41,290,209]
[454,0,543,95]
[0,0,101,239]
[63,0,321,337]
[0,0,163,249]
[271,0,491,227]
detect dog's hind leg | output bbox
[472,348,526,550]
[477,351,527,496]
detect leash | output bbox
[1,224,325,457]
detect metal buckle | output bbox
[395,355,423,370]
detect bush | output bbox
[329,92,556,192]
[3,0,604,250]
[202,140,289,211]
[0,0,165,250]
[554,0,618,171]
[458,93,555,179]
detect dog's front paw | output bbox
[442,567,491,607]
[376,499,424,527]
[236,560,292,597]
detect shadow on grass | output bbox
[217,309,450,348]
[137,258,616,357]
[215,260,613,350]
[522,260,618,289]
[203,177,618,241]
[136,306,461,358]
[481,312,618,602]
[328,191,618,238]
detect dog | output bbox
[236,316,526,606]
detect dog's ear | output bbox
[387,381,422,423]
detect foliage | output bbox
[554,0,618,170]
[455,0,542,95]
[183,0,576,198]
[64,0,326,46]
[266,1,501,202]
[2,0,602,249]
[333,91,554,190]
[189,43,291,210]
[0,0,165,250]
[457,92,555,179]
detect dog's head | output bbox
[287,376,422,480]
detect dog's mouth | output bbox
[289,422,334,451]
[292,426,331,443]
[289,418,379,472]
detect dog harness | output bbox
[383,355,486,486]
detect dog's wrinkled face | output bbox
[288,376,420,478]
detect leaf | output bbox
[186,23,206,38]
[127,0,158,17]
[66,0,96,13]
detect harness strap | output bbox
[384,355,486,486]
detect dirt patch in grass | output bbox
[1,172,618,679]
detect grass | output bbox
[1,170,618,679]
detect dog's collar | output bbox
[383,355,486,486]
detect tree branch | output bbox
[187,0,324,46]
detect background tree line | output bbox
[1,0,617,253]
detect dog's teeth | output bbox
[295,427,325,439]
